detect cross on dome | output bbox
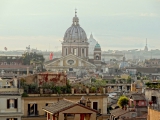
[72,9,79,25]
[75,8,77,16]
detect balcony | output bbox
[149,104,160,111]
[28,110,39,117]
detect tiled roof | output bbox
[0,65,33,69]
[44,58,60,64]
[43,99,75,114]
[0,73,14,77]
[88,59,94,64]
[130,93,146,100]
[110,108,129,118]
[43,99,98,114]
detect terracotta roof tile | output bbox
[130,93,146,100]
[110,108,129,117]
[43,99,75,114]
[43,98,98,114]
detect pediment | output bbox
[45,54,96,68]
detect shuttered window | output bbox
[14,99,18,108]
[7,99,10,109]
[7,99,18,109]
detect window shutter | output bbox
[35,104,37,111]
[7,99,10,109]
[28,104,30,115]
[14,99,18,108]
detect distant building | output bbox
[119,56,129,69]
[88,33,97,58]
[44,11,106,75]
[144,39,148,52]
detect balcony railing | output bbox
[28,110,39,116]
[149,104,160,111]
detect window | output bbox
[7,99,18,109]
[28,103,38,116]
[132,113,136,117]
[93,102,98,110]
[152,96,157,104]
[96,56,99,60]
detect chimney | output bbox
[86,98,91,108]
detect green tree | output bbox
[145,82,151,87]
[127,76,132,83]
[22,52,45,71]
[92,80,106,87]
[117,96,129,108]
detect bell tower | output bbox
[94,43,101,71]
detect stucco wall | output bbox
[22,95,107,117]
[148,107,160,120]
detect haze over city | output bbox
[0,0,160,51]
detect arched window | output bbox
[96,56,99,60]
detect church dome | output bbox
[95,43,101,48]
[63,12,88,43]
[88,33,97,54]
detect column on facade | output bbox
[84,48,86,57]
[71,48,73,54]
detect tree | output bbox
[126,76,132,83]
[117,96,129,108]
[22,52,45,71]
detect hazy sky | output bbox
[0,0,160,51]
